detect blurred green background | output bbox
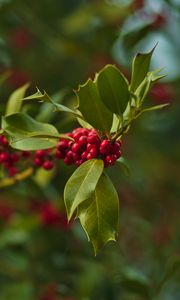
[0,0,180,299]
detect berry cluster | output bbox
[56,127,122,167]
[34,150,54,170]
[0,127,122,179]
[0,134,31,176]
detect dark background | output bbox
[0,0,180,299]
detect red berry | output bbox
[56,150,65,159]
[78,136,88,146]
[68,140,74,148]
[71,142,81,153]
[86,143,93,152]
[72,152,80,161]
[0,152,9,162]
[57,140,68,150]
[86,153,94,160]
[34,157,43,166]
[104,155,116,166]
[35,150,47,158]
[64,157,73,165]
[73,131,82,141]
[80,128,89,135]
[110,142,120,154]
[115,150,122,159]
[0,135,8,146]
[42,160,54,170]
[87,134,100,144]
[89,146,98,158]
[66,150,74,159]
[9,166,18,177]
[100,140,111,154]
[81,151,87,160]
[11,153,19,163]
[21,151,31,158]
[75,159,84,166]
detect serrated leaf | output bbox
[116,157,130,176]
[23,88,83,119]
[64,159,104,221]
[78,172,119,254]
[130,46,157,92]
[97,64,129,115]
[76,79,113,132]
[5,83,30,115]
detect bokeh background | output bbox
[0,0,180,299]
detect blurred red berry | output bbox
[9,27,33,50]
[7,68,30,88]
[151,83,173,104]
[151,13,167,29]
[42,160,54,170]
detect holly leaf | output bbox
[64,159,104,221]
[97,64,129,115]
[23,88,83,119]
[130,46,156,92]
[135,69,166,105]
[1,112,70,150]
[8,136,58,151]
[75,78,113,132]
[78,172,119,255]
[137,103,169,118]
[5,83,30,115]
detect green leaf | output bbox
[121,267,150,298]
[97,64,129,115]
[0,70,11,87]
[116,157,130,176]
[76,110,93,129]
[5,83,30,115]
[137,103,169,118]
[135,69,167,105]
[78,172,119,254]
[8,136,58,151]
[23,88,83,119]
[2,112,59,138]
[130,46,156,92]
[1,112,70,150]
[76,79,113,132]
[64,159,104,221]
[110,114,122,133]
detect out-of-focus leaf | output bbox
[78,172,119,254]
[121,267,151,298]
[64,159,104,221]
[5,83,30,115]
[0,282,34,300]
